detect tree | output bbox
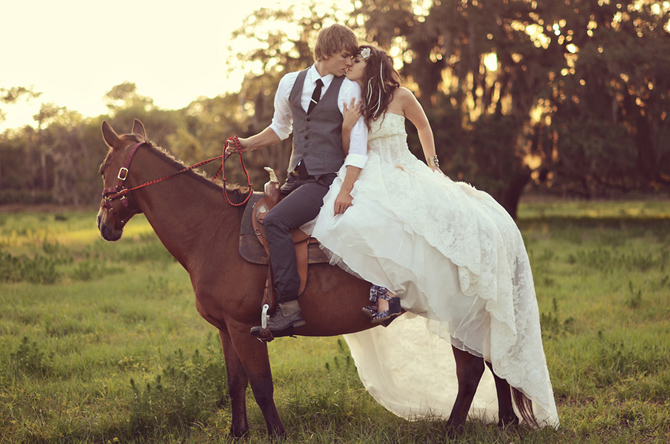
[354,0,553,216]
[104,82,155,114]
[353,0,670,214]
[31,104,88,205]
[0,128,34,204]
[0,85,41,123]
[544,0,670,195]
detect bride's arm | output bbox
[334,166,362,214]
[399,88,441,172]
[342,98,362,155]
[336,97,365,214]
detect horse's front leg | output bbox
[219,328,250,438]
[226,319,286,438]
[446,346,485,431]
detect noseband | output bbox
[101,142,144,216]
[101,136,252,216]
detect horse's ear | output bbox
[132,119,146,141]
[102,121,120,149]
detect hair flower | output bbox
[360,47,371,60]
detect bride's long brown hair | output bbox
[358,45,401,128]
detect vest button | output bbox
[305,135,309,140]
[306,118,311,122]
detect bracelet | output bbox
[427,155,439,168]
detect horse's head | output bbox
[96,119,147,241]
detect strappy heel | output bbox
[371,290,402,324]
[363,285,401,325]
[362,285,382,318]
[362,305,377,317]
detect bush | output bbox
[8,337,53,378]
[127,345,229,435]
[0,251,62,284]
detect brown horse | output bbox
[96,119,535,438]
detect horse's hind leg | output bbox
[219,328,251,438]
[485,361,519,427]
[447,346,485,430]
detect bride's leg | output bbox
[377,297,389,313]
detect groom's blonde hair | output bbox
[313,24,358,61]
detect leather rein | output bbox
[101,136,252,214]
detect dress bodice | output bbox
[369,113,406,141]
[367,113,414,165]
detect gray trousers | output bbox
[263,172,336,302]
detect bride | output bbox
[309,45,559,427]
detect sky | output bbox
[0,0,284,131]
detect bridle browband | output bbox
[101,136,252,216]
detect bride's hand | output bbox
[342,98,362,132]
[334,189,353,215]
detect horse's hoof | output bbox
[498,416,520,428]
[444,419,464,439]
[229,425,249,439]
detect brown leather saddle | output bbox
[239,168,330,313]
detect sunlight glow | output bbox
[1,0,356,132]
[483,53,498,72]
[525,24,551,49]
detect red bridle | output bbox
[101,136,252,215]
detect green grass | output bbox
[0,200,669,443]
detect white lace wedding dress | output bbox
[310,113,559,427]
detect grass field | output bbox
[0,199,669,443]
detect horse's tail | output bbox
[512,387,539,427]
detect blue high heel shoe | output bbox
[362,284,383,318]
[371,291,402,324]
[363,285,402,326]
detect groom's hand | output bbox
[224,128,281,155]
[225,137,246,155]
[334,189,353,214]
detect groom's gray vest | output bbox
[287,70,345,176]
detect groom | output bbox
[226,24,368,336]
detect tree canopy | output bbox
[1,0,668,216]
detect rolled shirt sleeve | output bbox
[344,121,368,169]
[339,80,368,169]
[269,72,298,141]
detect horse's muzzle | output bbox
[97,208,124,241]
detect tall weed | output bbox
[540,298,575,339]
[590,330,668,389]
[0,251,63,284]
[127,341,228,435]
[7,337,53,378]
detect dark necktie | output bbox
[307,79,324,114]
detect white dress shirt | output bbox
[269,65,368,169]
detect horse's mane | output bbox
[135,136,252,203]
